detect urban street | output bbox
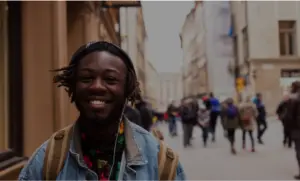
[1,1,300,180]
[159,118,297,180]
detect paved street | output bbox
[158,119,298,180]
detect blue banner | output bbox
[228,24,233,37]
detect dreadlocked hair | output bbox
[52,41,141,105]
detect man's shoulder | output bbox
[19,140,49,180]
[129,122,160,151]
[129,121,156,140]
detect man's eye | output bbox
[79,77,93,83]
[105,77,117,83]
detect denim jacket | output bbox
[18,119,186,180]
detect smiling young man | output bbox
[18,41,185,181]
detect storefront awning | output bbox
[102,1,141,8]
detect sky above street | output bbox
[141,1,194,73]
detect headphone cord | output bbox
[108,101,127,180]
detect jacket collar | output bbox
[69,118,147,166]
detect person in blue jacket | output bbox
[209,92,221,142]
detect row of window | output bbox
[233,20,297,62]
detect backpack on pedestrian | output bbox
[43,124,179,181]
[227,105,238,119]
[241,107,252,125]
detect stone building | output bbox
[180,1,209,97]
[145,61,160,109]
[120,6,147,96]
[231,1,300,115]
[159,72,183,111]
[0,1,140,179]
[180,1,235,98]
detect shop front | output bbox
[0,1,27,179]
[252,58,300,116]
[0,1,139,179]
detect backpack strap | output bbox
[157,140,179,181]
[43,124,73,180]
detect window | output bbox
[279,20,296,56]
[0,1,8,152]
[0,2,26,174]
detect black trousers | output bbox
[283,126,292,147]
[199,124,209,144]
[256,118,267,140]
[209,112,219,137]
[293,134,300,173]
[227,128,236,146]
[182,123,194,146]
[242,130,254,148]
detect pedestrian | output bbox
[239,96,258,152]
[208,92,221,142]
[223,98,240,155]
[254,93,267,144]
[135,98,153,131]
[276,93,292,148]
[284,81,300,179]
[197,103,209,147]
[18,41,186,181]
[167,100,178,136]
[220,98,228,138]
[180,98,198,148]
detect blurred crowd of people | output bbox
[161,92,268,154]
[124,84,300,179]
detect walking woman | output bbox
[239,96,258,152]
[223,98,240,154]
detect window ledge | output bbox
[0,150,27,180]
[0,160,27,180]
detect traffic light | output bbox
[236,77,245,93]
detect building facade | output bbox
[0,1,140,179]
[180,2,209,97]
[159,73,183,111]
[145,61,160,109]
[180,1,235,98]
[203,1,235,99]
[231,1,300,115]
[120,7,147,96]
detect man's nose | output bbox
[89,78,105,91]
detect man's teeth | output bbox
[90,100,105,105]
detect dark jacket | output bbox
[180,102,198,125]
[276,100,288,123]
[135,101,153,131]
[285,94,300,132]
[167,104,177,119]
[124,105,142,127]
[255,99,266,120]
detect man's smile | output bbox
[89,100,107,109]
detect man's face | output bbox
[74,51,127,123]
